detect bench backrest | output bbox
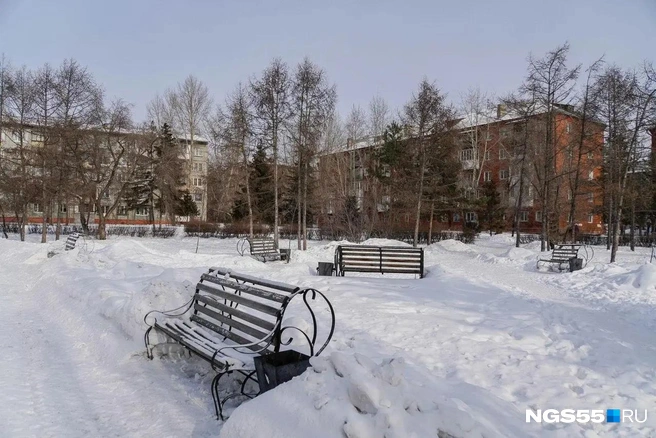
[335,245,424,278]
[249,237,278,255]
[65,233,80,251]
[192,267,298,353]
[550,245,579,260]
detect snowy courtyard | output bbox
[1,234,655,437]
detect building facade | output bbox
[317,104,605,237]
[0,125,209,225]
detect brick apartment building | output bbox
[318,103,605,236]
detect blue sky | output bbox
[1,0,654,121]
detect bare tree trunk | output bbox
[413,149,426,248]
[606,195,613,250]
[302,162,308,250]
[297,153,303,249]
[428,201,434,245]
[245,176,254,238]
[274,150,279,247]
[630,196,636,252]
[41,202,48,243]
[55,203,62,241]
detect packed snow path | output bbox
[0,243,219,437]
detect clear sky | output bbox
[0,0,654,122]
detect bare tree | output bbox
[595,63,656,262]
[77,100,144,240]
[220,84,255,236]
[520,43,580,251]
[368,95,390,138]
[290,58,336,249]
[251,59,292,246]
[345,105,367,141]
[167,75,212,219]
[33,63,61,242]
[146,93,174,128]
[0,66,37,241]
[403,79,454,247]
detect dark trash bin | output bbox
[317,262,334,276]
[254,350,311,393]
[569,258,583,272]
[280,248,291,263]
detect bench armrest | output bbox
[143,296,195,327]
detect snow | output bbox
[1,233,656,436]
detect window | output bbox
[460,148,474,161]
[588,193,594,203]
[485,131,492,142]
[33,203,42,213]
[567,190,572,201]
[453,213,461,223]
[193,178,203,187]
[520,211,529,222]
[587,151,594,159]
[565,123,571,133]
[465,212,477,223]
[59,204,67,213]
[194,147,203,157]
[484,150,490,161]
[535,211,542,222]
[588,213,594,223]
[101,205,109,215]
[483,171,491,182]
[103,190,110,199]
[499,169,510,180]
[193,163,203,172]
[118,206,128,216]
[567,212,572,222]
[404,213,411,223]
[194,193,203,202]
[588,170,594,181]
[135,207,149,216]
[32,132,44,143]
[499,148,508,160]
[381,164,391,178]
[10,130,21,142]
[500,127,511,138]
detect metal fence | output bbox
[2,224,177,238]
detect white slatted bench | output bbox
[237,237,282,262]
[334,245,424,278]
[537,244,582,272]
[65,232,81,251]
[144,267,334,419]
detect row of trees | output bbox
[0,58,195,241]
[2,46,654,262]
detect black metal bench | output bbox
[537,244,585,272]
[334,245,424,278]
[237,237,287,262]
[144,267,334,419]
[65,232,81,251]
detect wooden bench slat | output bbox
[195,294,276,331]
[209,268,298,293]
[190,315,264,353]
[196,282,281,316]
[194,303,270,341]
[200,274,288,303]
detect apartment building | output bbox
[318,104,605,236]
[0,124,209,224]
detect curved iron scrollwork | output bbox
[279,287,336,357]
[236,238,249,257]
[143,295,196,359]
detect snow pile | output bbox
[431,239,474,253]
[221,352,523,438]
[360,238,411,247]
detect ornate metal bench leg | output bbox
[212,371,230,420]
[144,327,154,360]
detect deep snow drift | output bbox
[1,233,655,437]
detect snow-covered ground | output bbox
[1,233,655,437]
